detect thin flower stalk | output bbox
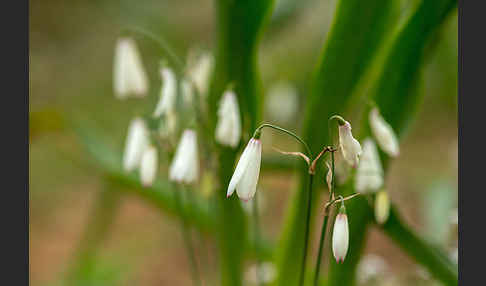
[173,185,201,286]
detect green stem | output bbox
[254,123,312,157]
[313,150,336,285]
[185,187,210,284]
[121,26,185,72]
[252,193,263,286]
[313,214,329,286]
[331,151,336,198]
[67,183,120,282]
[173,187,201,286]
[298,173,315,286]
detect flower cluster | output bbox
[113,35,401,277]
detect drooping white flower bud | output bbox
[215,90,242,148]
[153,67,177,117]
[369,108,400,157]
[332,204,349,263]
[169,129,199,184]
[140,145,158,187]
[187,51,213,96]
[375,190,390,224]
[227,138,262,201]
[113,37,149,99]
[355,139,384,193]
[123,117,150,172]
[338,119,362,168]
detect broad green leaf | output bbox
[209,1,275,285]
[275,0,399,285]
[327,1,458,285]
[71,118,275,259]
[383,206,458,286]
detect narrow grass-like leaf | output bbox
[275,0,398,284]
[327,1,458,285]
[209,1,275,285]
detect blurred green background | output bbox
[29,0,457,285]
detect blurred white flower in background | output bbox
[265,81,299,124]
[244,261,277,285]
[355,139,384,193]
[449,208,458,225]
[216,90,242,148]
[169,129,199,184]
[369,108,400,157]
[140,145,158,187]
[113,37,149,99]
[187,50,214,96]
[375,190,391,224]
[449,247,458,264]
[153,67,177,117]
[123,117,150,172]
[357,254,388,284]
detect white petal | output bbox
[183,132,199,183]
[140,145,158,187]
[339,121,362,167]
[355,139,383,193]
[227,139,256,197]
[154,67,177,117]
[332,214,349,263]
[216,90,242,148]
[123,118,149,172]
[113,38,148,99]
[236,139,262,201]
[169,129,199,184]
[187,51,213,95]
[369,108,400,157]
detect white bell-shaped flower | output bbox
[140,145,158,187]
[187,51,213,96]
[153,67,177,117]
[355,139,384,193]
[215,90,242,148]
[332,204,349,263]
[123,117,150,172]
[226,138,262,201]
[375,190,390,224]
[169,129,199,184]
[338,119,362,168]
[113,37,149,99]
[369,108,400,157]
